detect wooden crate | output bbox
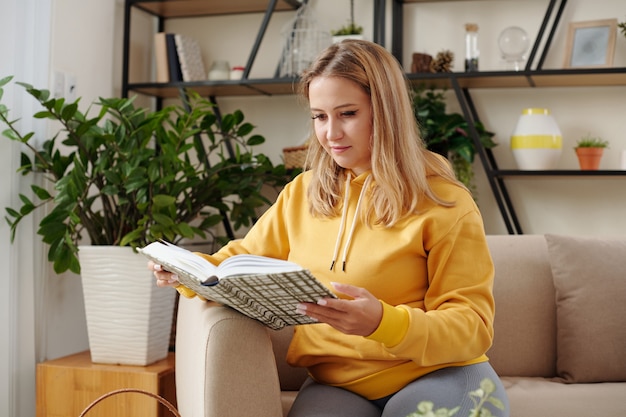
[36,351,176,417]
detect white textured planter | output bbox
[79,245,177,366]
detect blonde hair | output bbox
[299,40,461,227]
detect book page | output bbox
[216,254,303,279]
[139,241,303,283]
[139,241,216,282]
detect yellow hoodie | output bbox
[196,169,495,400]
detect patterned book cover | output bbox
[139,242,336,330]
[174,34,206,82]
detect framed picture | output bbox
[563,19,617,68]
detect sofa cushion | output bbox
[486,235,557,378]
[501,377,626,417]
[545,234,626,383]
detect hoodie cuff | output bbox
[176,284,197,299]
[365,301,409,347]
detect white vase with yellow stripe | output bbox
[510,108,562,170]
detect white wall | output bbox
[2,1,625,416]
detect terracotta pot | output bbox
[575,147,604,170]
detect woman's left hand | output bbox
[296,282,383,336]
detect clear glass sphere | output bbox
[498,26,530,69]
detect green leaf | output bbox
[236,122,254,137]
[31,185,52,200]
[246,134,265,146]
[120,229,144,247]
[5,207,20,218]
[487,397,505,410]
[50,242,79,274]
[0,75,13,87]
[33,110,54,119]
[153,194,176,207]
[152,213,175,227]
[2,128,20,141]
[61,102,78,122]
[175,222,195,238]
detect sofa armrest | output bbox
[175,296,283,417]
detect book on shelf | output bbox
[154,32,183,83]
[154,32,169,83]
[174,34,206,82]
[139,241,336,330]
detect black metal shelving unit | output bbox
[122,0,626,235]
[122,0,386,99]
[392,0,626,234]
[122,0,306,100]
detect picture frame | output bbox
[563,19,617,68]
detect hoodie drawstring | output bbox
[329,174,372,272]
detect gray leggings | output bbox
[287,362,510,417]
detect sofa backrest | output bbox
[270,234,559,390]
[486,235,557,378]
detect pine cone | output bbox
[430,50,454,73]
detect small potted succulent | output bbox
[331,0,363,43]
[574,134,609,170]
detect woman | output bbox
[151,40,509,417]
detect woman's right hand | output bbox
[148,260,180,288]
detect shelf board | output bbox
[131,0,301,18]
[129,68,626,99]
[531,68,626,87]
[494,170,626,177]
[407,68,626,89]
[128,77,300,98]
[129,69,626,98]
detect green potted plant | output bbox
[0,75,290,365]
[574,134,609,170]
[618,19,625,38]
[412,86,497,194]
[331,0,363,42]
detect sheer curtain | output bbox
[0,0,51,416]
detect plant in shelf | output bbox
[574,134,609,171]
[618,19,626,38]
[331,0,363,41]
[412,86,497,194]
[0,75,290,365]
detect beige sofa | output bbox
[174,234,626,417]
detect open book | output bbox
[139,241,336,330]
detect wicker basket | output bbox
[283,145,309,169]
[79,388,180,417]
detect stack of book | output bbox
[155,32,206,83]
